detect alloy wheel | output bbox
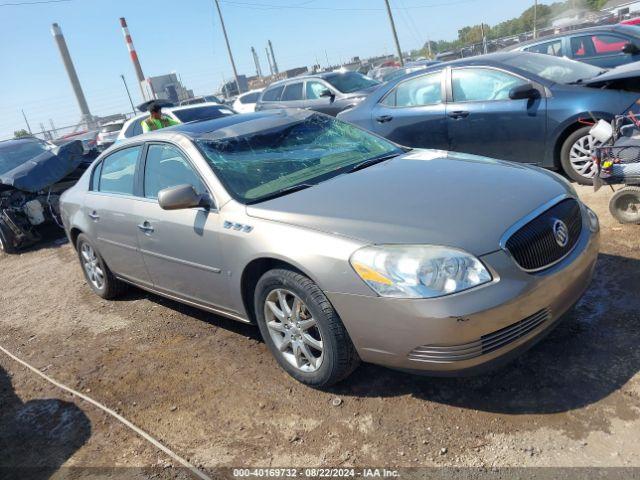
[569,134,600,179]
[80,243,105,290]
[264,288,324,373]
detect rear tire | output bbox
[254,268,360,387]
[76,233,128,299]
[560,126,599,185]
[609,186,640,224]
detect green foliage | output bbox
[421,0,606,56]
[13,129,31,139]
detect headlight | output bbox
[585,205,599,233]
[350,245,492,299]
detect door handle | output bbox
[88,211,99,221]
[448,110,470,119]
[137,221,154,234]
[375,115,394,123]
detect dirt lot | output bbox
[1,185,639,477]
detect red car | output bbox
[620,17,640,26]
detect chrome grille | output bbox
[408,309,551,363]
[505,198,582,272]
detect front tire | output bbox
[76,233,128,299]
[254,268,359,387]
[560,126,600,185]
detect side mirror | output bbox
[158,184,210,210]
[622,42,640,55]
[509,83,540,100]
[319,89,335,102]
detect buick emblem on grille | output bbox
[552,219,569,247]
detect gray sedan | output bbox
[60,110,600,387]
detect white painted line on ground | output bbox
[0,344,213,480]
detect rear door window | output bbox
[571,34,628,57]
[240,92,261,104]
[524,39,563,56]
[381,71,442,107]
[124,119,143,138]
[261,85,284,102]
[281,83,303,101]
[98,146,142,195]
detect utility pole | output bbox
[383,0,404,66]
[120,74,136,115]
[268,40,279,75]
[533,0,538,39]
[21,109,32,134]
[480,23,488,54]
[49,119,58,137]
[251,46,263,78]
[213,0,243,95]
[265,47,274,76]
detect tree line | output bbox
[420,0,610,55]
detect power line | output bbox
[0,0,70,6]
[219,0,480,11]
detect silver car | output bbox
[60,110,600,387]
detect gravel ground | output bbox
[0,184,639,477]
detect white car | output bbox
[115,103,236,142]
[96,120,125,149]
[232,89,263,114]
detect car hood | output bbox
[0,140,85,193]
[584,61,640,86]
[343,85,380,98]
[246,150,570,256]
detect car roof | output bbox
[238,88,264,96]
[417,51,523,69]
[266,71,360,88]
[0,137,45,148]
[508,24,639,50]
[168,102,226,112]
[124,102,231,123]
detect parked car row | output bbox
[9,45,624,387]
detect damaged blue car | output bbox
[0,137,93,253]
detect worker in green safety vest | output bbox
[141,102,181,133]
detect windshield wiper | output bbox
[248,183,314,204]
[568,70,609,85]
[346,152,400,173]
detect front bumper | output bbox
[327,217,599,375]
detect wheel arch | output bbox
[240,256,319,324]
[69,227,83,250]
[553,113,614,171]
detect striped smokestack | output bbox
[119,17,147,101]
